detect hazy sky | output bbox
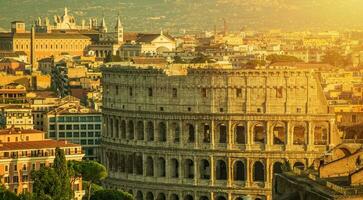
[0,0,363,32]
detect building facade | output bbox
[100,64,341,200]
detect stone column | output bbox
[211,120,215,149]
[210,156,215,186]
[195,123,199,149]
[166,121,169,145]
[308,121,314,151]
[246,121,253,150]
[227,157,232,187]
[246,158,252,187]
[103,115,108,137]
[266,121,272,149]
[179,121,183,148]
[266,159,271,188]
[227,120,232,150]
[286,122,292,150]
[194,156,198,185]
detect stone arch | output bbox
[146,156,154,176]
[253,161,265,182]
[171,122,180,143]
[200,159,210,179]
[157,157,166,177]
[157,193,166,200]
[218,123,227,144]
[137,121,144,140]
[146,192,154,200]
[128,120,134,140]
[184,195,193,200]
[186,123,195,143]
[293,123,306,145]
[216,160,227,180]
[233,160,246,181]
[135,155,143,175]
[170,194,179,200]
[156,46,170,54]
[199,196,209,200]
[235,124,246,144]
[273,161,283,174]
[121,120,126,139]
[216,196,227,200]
[126,154,134,174]
[272,122,286,145]
[136,191,144,200]
[253,123,266,144]
[170,158,179,178]
[147,121,154,141]
[314,122,329,145]
[159,122,167,142]
[202,123,211,143]
[184,159,194,179]
[293,161,305,170]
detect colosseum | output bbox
[100,64,341,200]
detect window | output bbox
[66,124,72,130]
[73,124,79,130]
[59,125,65,130]
[88,132,94,137]
[115,86,119,95]
[13,176,18,183]
[236,89,242,97]
[352,115,357,123]
[67,132,73,138]
[88,124,94,130]
[74,132,80,137]
[50,125,56,130]
[59,132,65,138]
[81,132,87,137]
[172,88,177,98]
[81,124,87,130]
[276,87,283,98]
[95,124,101,130]
[5,165,8,172]
[201,88,207,97]
[129,87,133,96]
[148,88,153,97]
[160,107,164,111]
[14,165,17,171]
[81,140,87,145]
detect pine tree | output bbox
[53,147,71,200]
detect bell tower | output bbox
[114,15,123,44]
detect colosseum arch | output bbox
[235,124,246,144]
[137,121,144,140]
[120,120,126,139]
[293,123,307,145]
[200,159,210,179]
[136,191,143,200]
[184,159,194,179]
[146,156,154,176]
[216,159,227,180]
[272,161,283,175]
[146,192,154,200]
[115,118,120,138]
[157,157,166,177]
[253,161,265,182]
[135,155,143,175]
[293,161,305,170]
[186,123,195,143]
[119,154,125,172]
[216,196,227,200]
[233,160,246,181]
[218,123,228,144]
[126,154,134,174]
[157,193,166,200]
[184,194,193,200]
[171,122,180,143]
[199,196,209,200]
[170,158,179,178]
[147,121,154,141]
[272,122,286,145]
[253,123,266,144]
[314,122,329,145]
[170,194,179,200]
[159,122,167,142]
[202,123,211,143]
[128,120,135,140]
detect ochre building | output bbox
[100,64,341,200]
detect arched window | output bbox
[234,161,245,181]
[159,122,167,142]
[170,194,179,200]
[120,120,126,139]
[293,162,305,170]
[293,125,306,145]
[171,123,180,143]
[187,123,195,143]
[235,125,246,144]
[314,124,328,145]
[273,162,283,174]
[200,159,210,179]
[253,123,266,144]
[216,160,227,180]
[128,120,134,140]
[199,196,209,200]
[219,124,227,143]
[146,157,154,176]
[170,158,179,178]
[146,192,154,200]
[253,161,265,182]
[184,195,193,200]
[147,121,154,141]
[157,157,166,177]
[202,123,210,143]
[184,159,194,179]
[137,121,144,140]
[216,196,226,200]
[136,191,143,200]
[273,123,285,145]
[135,155,143,175]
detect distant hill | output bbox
[0,0,363,33]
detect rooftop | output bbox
[0,140,79,151]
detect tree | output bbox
[53,147,71,200]
[67,160,83,199]
[31,167,62,200]
[0,189,19,200]
[81,161,108,200]
[90,190,133,200]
